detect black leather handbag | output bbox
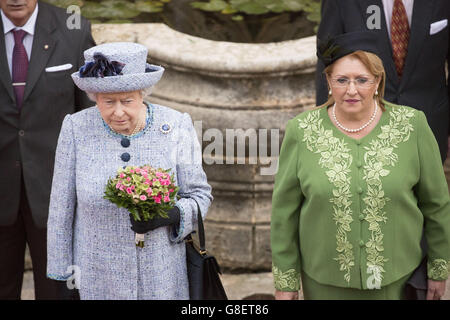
[185,200,228,300]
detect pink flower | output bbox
[156,172,163,178]
[154,196,161,204]
[119,173,125,178]
[115,183,121,189]
[164,196,170,202]
[169,189,174,193]
[143,173,148,179]
[131,185,135,190]
[140,195,147,201]
[135,168,141,174]
[146,188,152,194]
[130,169,135,174]
[119,185,125,191]
[144,179,150,185]
[126,187,133,194]
[126,177,131,182]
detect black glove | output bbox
[52,279,80,300]
[130,206,180,234]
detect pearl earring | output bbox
[329,89,332,95]
[375,90,379,96]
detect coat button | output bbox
[359,214,365,221]
[359,240,365,247]
[121,153,130,162]
[121,138,130,148]
[18,130,25,136]
[357,161,362,168]
[357,187,363,194]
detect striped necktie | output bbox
[390,0,410,79]
[12,29,28,109]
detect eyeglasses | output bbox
[330,77,377,88]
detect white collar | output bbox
[1,2,38,35]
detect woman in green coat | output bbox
[271,31,450,300]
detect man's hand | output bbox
[275,290,299,300]
[426,279,447,300]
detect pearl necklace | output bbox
[332,100,378,133]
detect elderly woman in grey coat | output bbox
[46,42,212,300]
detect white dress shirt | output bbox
[382,0,414,38]
[1,3,38,76]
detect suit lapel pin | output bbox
[44,44,49,50]
[160,123,172,134]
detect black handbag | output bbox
[404,257,428,300]
[185,200,228,300]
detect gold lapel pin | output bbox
[44,44,49,50]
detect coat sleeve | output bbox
[271,119,304,291]
[414,111,450,281]
[170,112,213,243]
[315,0,345,106]
[47,114,77,281]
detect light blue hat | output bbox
[71,42,164,93]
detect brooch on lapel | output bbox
[160,123,172,134]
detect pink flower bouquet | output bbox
[104,165,179,247]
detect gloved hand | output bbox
[130,206,180,234]
[52,279,80,300]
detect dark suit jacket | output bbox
[316,0,450,162]
[0,1,95,227]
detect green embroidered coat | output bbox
[271,101,450,291]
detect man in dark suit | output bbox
[316,0,450,162]
[0,0,95,299]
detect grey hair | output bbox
[86,87,153,102]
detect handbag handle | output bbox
[193,199,207,255]
[184,198,207,255]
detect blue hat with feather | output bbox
[71,42,164,93]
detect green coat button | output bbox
[359,240,365,247]
[357,187,363,194]
[359,214,365,220]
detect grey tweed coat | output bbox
[46,103,213,300]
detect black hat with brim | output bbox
[317,31,380,67]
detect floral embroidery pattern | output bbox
[298,110,355,284]
[272,264,301,291]
[362,107,415,283]
[427,259,450,280]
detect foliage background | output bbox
[43,0,321,42]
